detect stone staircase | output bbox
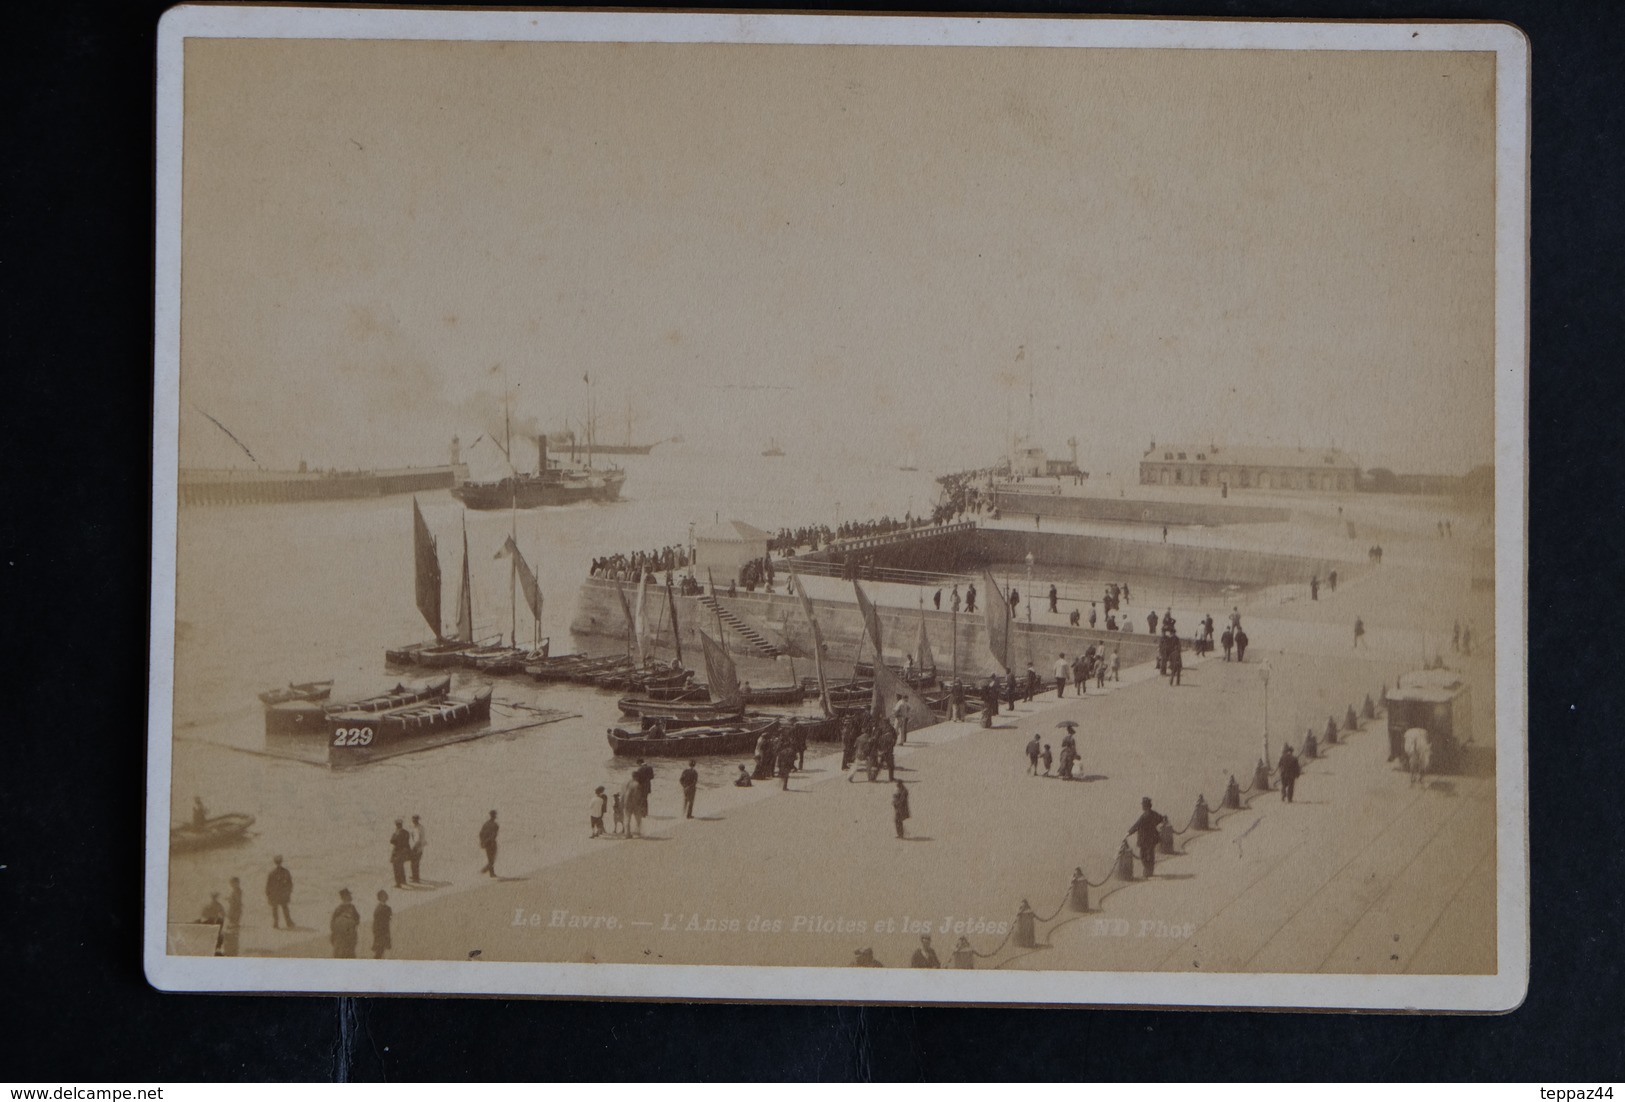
[697,594,783,657]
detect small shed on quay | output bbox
[693,520,773,584]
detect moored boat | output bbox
[265,678,451,735]
[257,680,333,706]
[606,719,773,758]
[326,686,494,761]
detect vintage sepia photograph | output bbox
[146,9,1528,1009]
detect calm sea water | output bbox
[166,448,945,935]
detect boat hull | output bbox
[450,469,626,510]
[170,813,256,853]
[607,720,772,758]
[265,678,451,736]
[325,688,493,762]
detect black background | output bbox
[3,0,1618,1082]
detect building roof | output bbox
[694,520,773,543]
[1142,444,1360,470]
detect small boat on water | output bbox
[607,719,773,758]
[170,813,256,853]
[761,438,785,458]
[525,653,613,681]
[738,683,805,707]
[265,678,451,736]
[326,686,494,760]
[257,680,333,707]
[852,661,937,690]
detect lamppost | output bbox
[1259,660,1273,767]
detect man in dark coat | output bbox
[981,677,999,728]
[1234,628,1249,662]
[266,855,294,930]
[478,810,500,877]
[372,890,393,959]
[911,934,941,968]
[389,819,411,888]
[965,583,977,613]
[950,678,966,721]
[1221,627,1234,661]
[1127,797,1168,879]
[877,720,898,782]
[1048,584,1058,614]
[679,760,699,818]
[840,716,858,770]
[892,781,911,839]
[329,888,360,959]
[1278,745,1302,802]
[777,741,798,790]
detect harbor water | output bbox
[166,448,945,940]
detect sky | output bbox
[177,38,1498,476]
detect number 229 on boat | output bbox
[332,727,374,747]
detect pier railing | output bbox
[806,519,977,555]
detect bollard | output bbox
[1158,816,1177,855]
[1344,705,1358,732]
[1252,758,1272,792]
[1362,694,1376,721]
[1069,867,1091,913]
[1302,731,1318,759]
[1324,716,1339,746]
[951,938,975,969]
[1223,774,1242,809]
[1114,840,1137,881]
[1014,899,1037,948]
[1191,794,1210,831]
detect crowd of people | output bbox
[589,544,691,581]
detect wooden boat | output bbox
[773,713,844,743]
[256,680,333,706]
[617,685,713,715]
[265,678,452,736]
[637,708,744,734]
[170,813,255,853]
[326,687,494,759]
[525,653,611,681]
[566,656,636,685]
[607,719,774,758]
[738,683,805,707]
[385,498,476,668]
[853,661,937,690]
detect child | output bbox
[590,785,607,837]
[1041,744,1054,776]
[612,792,625,836]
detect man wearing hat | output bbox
[389,818,411,888]
[891,692,911,745]
[910,934,941,968]
[265,855,294,930]
[1127,797,1169,879]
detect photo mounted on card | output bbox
[147,7,1529,1010]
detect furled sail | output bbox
[453,516,473,643]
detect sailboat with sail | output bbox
[384,497,463,666]
[897,451,920,472]
[761,437,785,458]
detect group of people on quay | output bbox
[588,544,691,581]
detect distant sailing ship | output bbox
[762,438,785,458]
[897,452,919,472]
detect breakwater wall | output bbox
[793,526,1346,589]
[178,465,465,506]
[569,577,1162,678]
[989,489,1288,527]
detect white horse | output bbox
[1403,727,1431,786]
